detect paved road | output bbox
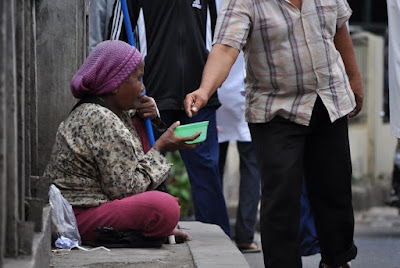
[245,207,400,268]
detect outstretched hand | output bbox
[152,121,201,153]
[184,89,209,118]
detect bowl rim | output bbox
[174,121,209,130]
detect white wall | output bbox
[349,31,396,179]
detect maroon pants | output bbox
[73,191,180,244]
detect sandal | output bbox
[319,260,352,268]
[237,242,261,253]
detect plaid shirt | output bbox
[214,0,356,125]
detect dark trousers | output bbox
[219,141,261,244]
[153,107,231,237]
[391,144,400,195]
[249,97,357,267]
[299,178,320,256]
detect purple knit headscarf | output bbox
[71,40,143,98]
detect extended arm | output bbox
[184,44,240,117]
[334,24,363,118]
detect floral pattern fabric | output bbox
[43,103,172,207]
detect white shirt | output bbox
[216,51,251,142]
[388,0,400,139]
[215,0,251,143]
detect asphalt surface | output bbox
[245,207,400,268]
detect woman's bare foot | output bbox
[173,228,192,243]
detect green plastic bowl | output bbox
[173,121,209,144]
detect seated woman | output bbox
[43,40,199,245]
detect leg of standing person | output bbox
[387,144,400,206]
[218,141,229,185]
[154,108,231,237]
[248,97,357,267]
[249,117,305,267]
[392,143,400,201]
[299,178,320,256]
[304,97,357,267]
[228,140,318,255]
[235,141,261,249]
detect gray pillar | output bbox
[0,0,7,264]
[24,0,33,198]
[35,0,88,175]
[28,0,39,181]
[5,0,19,258]
[16,0,26,221]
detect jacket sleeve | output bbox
[89,0,109,52]
[108,0,141,42]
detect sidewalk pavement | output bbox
[50,221,250,268]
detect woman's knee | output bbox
[141,191,181,237]
[154,191,180,220]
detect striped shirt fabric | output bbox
[214,0,356,126]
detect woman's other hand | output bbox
[137,96,158,120]
[152,121,201,153]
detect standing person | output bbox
[185,0,362,267]
[108,0,231,237]
[387,0,400,206]
[217,50,261,252]
[387,0,400,140]
[216,49,320,257]
[89,0,116,53]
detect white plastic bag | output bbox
[54,236,110,252]
[49,184,81,245]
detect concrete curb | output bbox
[352,180,390,211]
[4,205,51,268]
[180,221,250,268]
[49,221,249,267]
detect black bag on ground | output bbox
[87,226,166,248]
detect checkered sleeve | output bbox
[336,0,352,28]
[213,0,253,51]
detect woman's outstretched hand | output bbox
[152,121,201,153]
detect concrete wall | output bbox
[0,0,7,264]
[36,0,89,175]
[0,0,89,266]
[349,32,397,180]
